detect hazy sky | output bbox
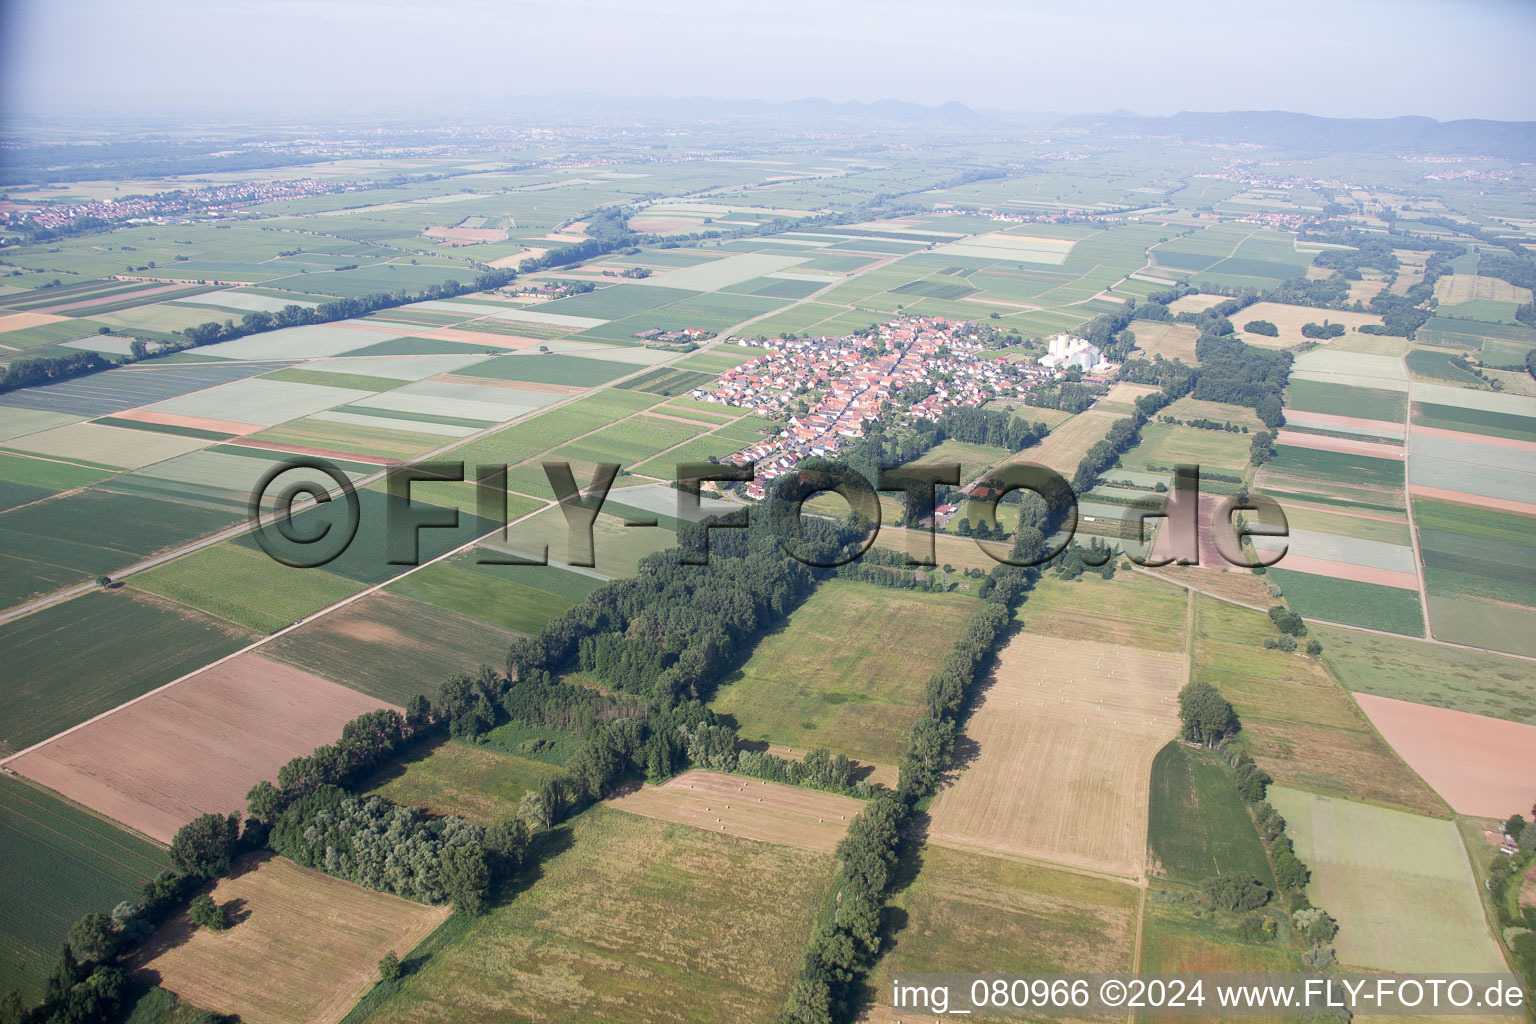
[3,0,1533,123]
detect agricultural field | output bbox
[133,853,451,1024]
[926,632,1187,878]
[8,654,395,842]
[383,558,598,636]
[1315,623,1536,724]
[1136,882,1301,1023]
[0,588,257,755]
[0,776,173,1002]
[1146,741,1276,887]
[708,580,978,768]
[1232,302,1384,348]
[354,805,836,1024]
[606,769,864,852]
[1191,597,1444,816]
[1265,567,1424,635]
[863,845,1139,1023]
[1123,422,1252,478]
[1015,571,1188,653]
[1267,787,1505,973]
[1352,693,1536,819]
[262,591,523,704]
[363,737,562,825]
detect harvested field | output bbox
[862,845,1139,1023]
[607,769,863,852]
[0,311,68,333]
[133,852,450,1024]
[927,633,1187,878]
[357,805,834,1024]
[1235,302,1384,347]
[1134,322,1200,363]
[1353,693,1536,819]
[1268,787,1504,973]
[1007,409,1118,475]
[9,654,395,842]
[3,421,211,469]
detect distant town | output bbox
[692,316,1113,499]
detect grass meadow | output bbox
[709,580,977,766]
[352,805,834,1024]
[1191,596,1444,817]
[1268,787,1504,973]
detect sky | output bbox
[3,0,1533,124]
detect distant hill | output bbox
[1055,109,1536,161]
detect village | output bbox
[691,316,1113,500]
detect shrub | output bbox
[188,894,228,932]
[1202,873,1270,912]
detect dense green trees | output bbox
[0,351,109,395]
[169,813,241,879]
[1202,873,1270,912]
[1244,320,1279,337]
[1177,681,1236,747]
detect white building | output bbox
[1039,333,1112,373]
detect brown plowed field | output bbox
[1353,693,1536,819]
[10,654,395,842]
[606,769,864,853]
[1275,429,1405,459]
[927,634,1187,878]
[133,852,449,1024]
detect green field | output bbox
[1284,379,1406,422]
[0,490,244,608]
[249,417,450,461]
[1192,596,1443,816]
[1315,623,1536,725]
[362,736,562,825]
[353,805,834,1024]
[1426,594,1536,659]
[0,776,174,1002]
[1267,787,1504,973]
[1412,401,1536,443]
[709,580,977,766]
[1266,567,1424,635]
[263,591,522,704]
[0,452,113,515]
[445,390,658,468]
[1405,348,1483,384]
[462,353,637,386]
[869,845,1138,1021]
[1416,499,1536,608]
[1146,741,1276,888]
[384,557,598,635]
[1267,445,1404,489]
[134,541,364,633]
[1125,423,1253,477]
[0,589,257,755]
